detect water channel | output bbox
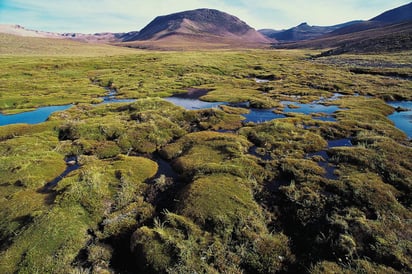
[1,87,411,186]
[165,91,342,123]
[2,87,411,140]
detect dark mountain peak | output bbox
[370,2,412,23]
[123,8,271,43]
[329,2,412,36]
[274,2,412,56]
[261,21,361,42]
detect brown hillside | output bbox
[120,8,273,49]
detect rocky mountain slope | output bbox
[275,2,412,54]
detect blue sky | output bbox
[0,0,410,33]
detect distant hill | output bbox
[0,32,137,56]
[0,24,124,43]
[259,21,362,42]
[0,24,62,38]
[329,2,412,36]
[123,9,272,44]
[275,2,412,54]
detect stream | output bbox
[2,87,411,140]
[1,86,411,189]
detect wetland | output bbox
[0,48,411,274]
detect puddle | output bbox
[313,93,345,103]
[387,101,412,139]
[164,88,224,110]
[40,156,80,191]
[255,78,270,83]
[307,139,353,180]
[248,146,272,160]
[97,88,136,104]
[151,153,180,181]
[243,109,285,123]
[328,138,352,148]
[282,101,340,115]
[164,97,223,110]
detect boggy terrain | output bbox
[0,46,411,273]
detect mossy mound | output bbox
[177,174,264,235]
[184,108,245,130]
[240,119,328,157]
[0,155,158,273]
[0,133,66,188]
[130,165,295,273]
[162,131,265,181]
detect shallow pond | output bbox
[242,109,285,123]
[164,89,224,110]
[282,101,339,121]
[387,101,412,139]
[0,88,134,126]
[164,97,223,110]
[165,91,342,123]
[0,105,72,126]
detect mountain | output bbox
[328,2,412,36]
[371,2,412,23]
[123,8,272,44]
[275,2,412,54]
[259,21,362,42]
[319,21,412,55]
